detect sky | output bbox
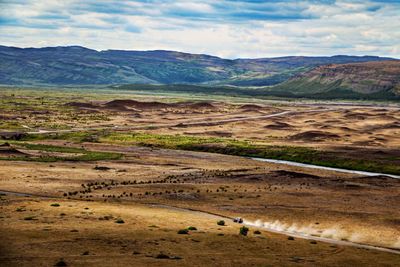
[0,0,399,59]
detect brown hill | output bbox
[273,60,400,99]
[302,60,400,93]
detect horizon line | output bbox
[1,44,399,61]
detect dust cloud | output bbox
[243,219,400,249]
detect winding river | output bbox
[251,157,400,179]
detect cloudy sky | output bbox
[0,0,399,58]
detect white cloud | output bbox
[0,0,399,58]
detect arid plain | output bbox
[1,88,400,266]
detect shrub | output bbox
[115,218,125,224]
[177,229,189,234]
[50,203,60,207]
[54,259,67,266]
[187,226,197,231]
[217,220,225,226]
[288,236,295,240]
[240,226,249,236]
[155,253,170,259]
[254,230,261,235]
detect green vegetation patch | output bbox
[217,220,225,226]
[100,132,400,175]
[240,226,249,236]
[100,132,234,149]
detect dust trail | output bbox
[243,219,400,250]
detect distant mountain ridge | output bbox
[0,45,396,87]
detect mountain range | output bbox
[1,45,399,100]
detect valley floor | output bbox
[0,88,399,266]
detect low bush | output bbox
[217,220,225,226]
[240,226,249,236]
[177,229,189,234]
[155,253,170,259]
[115,218,125,224]
[54,259,67,266]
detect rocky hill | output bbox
[270,61,400,99]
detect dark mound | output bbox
[343,113,369,120]
[0,115,19,120]
[381,122,400,129]
[240,104,263,110]
[264,122,293,130]
[207,131,232,137]
[339,126,353,131]
[104,99,170,110]
[0,132,27,140]
[66,102,99,109]
[30,110,50,115]
[386,219,400,226]
[182,101,216,109]
[289,131,340,141]
[324,119,342,124]
[183,131,232,137]
[271,170,321,179]
[364,122,400,131]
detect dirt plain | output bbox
[0,88,400,266]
